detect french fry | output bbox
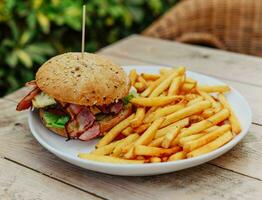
[143,106,158,123]
[183,124,231,152]
[198,90,216,103]
[121,142,134,154]
[198,85,230,93]
[187,131,234,158]
[198,90,221,112]
[178,133,205,146]
[122,126,133,136]
[130,96,182,107]
[155,118,190,139]
[124,118,164,158]
[160,101,212,128]
[150,104,185,122]
[189,115,204,124]
[134,82,146,92]
[218,93,241,134]
[203,126,219,133]
[168,76,182,96]
[149,71,179,97]
[141,74,169,97]
[178,108,230,138]
[201,108,216,119]
[130,108,145,128]
[185,94,200,101]
[144,106,157,118]
[187,96,204,106]
[214,102,222,112]
[143,112,156,124]
[137,75,148,85]
[134,145,181,157]
[181,82,196,92]
[168,151,187,161]
[161,126,181,148]
[185,77,197,84]
[177,66,186,75]
[149,137,164,147]
[96,114,135,148]
[141,73,160,81]
[112,134,139,157]
[150,157,162,163]
[91,140,120,155]
[129,69,137,86]
[150,67,185,97]
[135,118,164,145]
[133,123,150,134]
[78,153,144,164]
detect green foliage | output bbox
[0,0,178,96]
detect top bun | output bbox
[36,52,130,106]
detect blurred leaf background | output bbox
[0,0,178,97]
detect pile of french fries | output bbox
[78,67,241,164]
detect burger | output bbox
[16,52,133,141]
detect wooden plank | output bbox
[100,35,262,87]
[4,87,31,103]
[0,158,100,200]
[100,52,262,125]
[1,99,262,200]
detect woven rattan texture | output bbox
[143,0,262,56]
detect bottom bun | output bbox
[39,106,132,138]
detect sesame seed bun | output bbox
[36,52,130,106]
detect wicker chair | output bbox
[143,0,262,56]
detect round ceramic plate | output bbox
[28,65,252,176]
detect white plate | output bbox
[28,65,252,176]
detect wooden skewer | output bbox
[81,5,86,59]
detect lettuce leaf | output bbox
[123,90,138,105]
[32,92,56,108]
[43,111,70,129]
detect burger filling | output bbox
[16,81,133,141]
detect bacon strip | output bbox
[78,123,100,141]
[16,87,41,111]
[65,107,96,139]
[110,101,123,114]
[98,101,123,114]
[76,107,95,130]
[66,104,84,119]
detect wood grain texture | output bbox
[100,35,262,87]
[0,158,99,200]
[4,87,32,103]
[1,99,262,200]
[2,35,262,200]
[99,52,262,125]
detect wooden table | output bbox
[1,35,262,200]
